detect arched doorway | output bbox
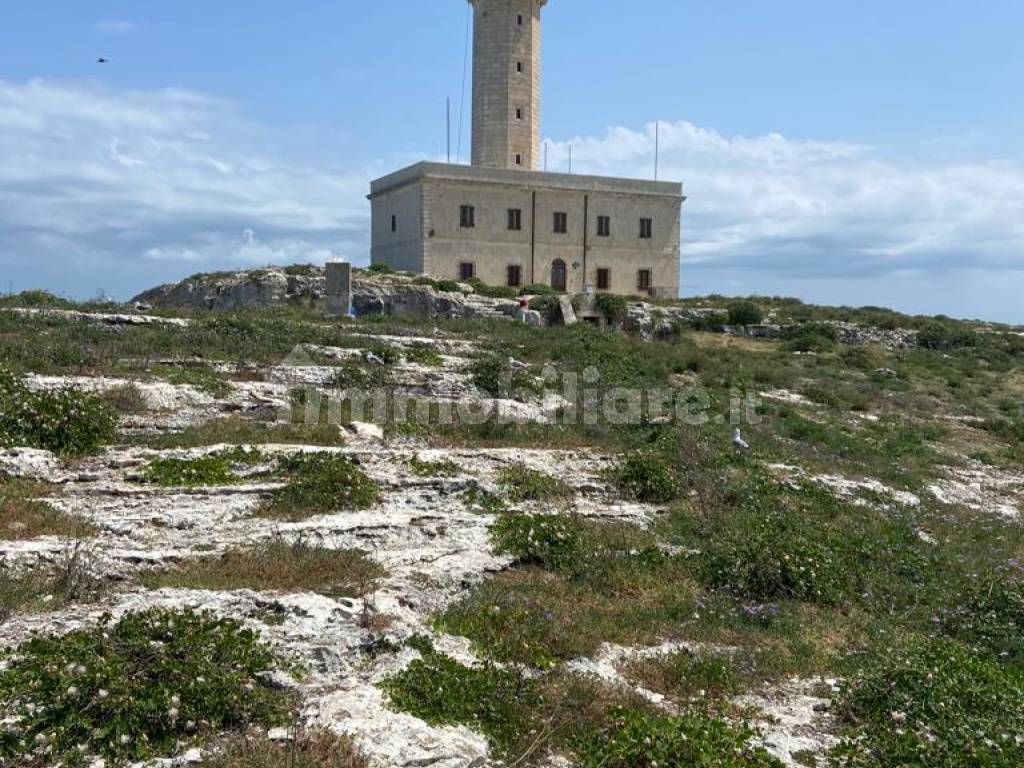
[551,259,567,292]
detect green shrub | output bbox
[595,293,630,325]
[917,321,978,351]
[726,301,765,327]
[141,455,237,487]
[0,289,74,309]
[831,637,1024,768]
[0,368,118,456]
[608,452,682,503]
[380,637,539,758]
[408,454,460,477]
[696,477,927,606]
[402,343,445,367]
[690,312,729,332]
[521,283,556,296]
[528,295,563,324]
[0,608,292,766]
[261,453,381,520]
[491,514,583,571]
[498,464,574,504]
[467,278,519,300]
[366,263,395,274]
[936,563,1024,661]
[102,383,149,414]
[576,707,783,768]
[470,356,540,399]
[154,365,233,398]
[781,323,839,352]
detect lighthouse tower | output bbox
[469,0,548,171]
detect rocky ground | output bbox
[2,291,1023,768]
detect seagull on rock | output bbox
[732,428,750,451]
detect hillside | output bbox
[0,274,1022,768]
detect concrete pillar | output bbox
[325,261,352,316]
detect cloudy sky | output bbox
[1,0,1023,321]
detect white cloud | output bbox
[93,20,138,33]
[547,121,1024,280]
[0,79,375,297]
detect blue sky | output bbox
[1,0,1023,320]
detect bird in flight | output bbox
[97,57,109,64]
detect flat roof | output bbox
[369,161,684,200]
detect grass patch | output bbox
[0,608,294,766]
[258,453,380,521]
[153,364,233,398]
[491,514,583,571]
[138,447,263,487]
[577,707,783,768]
[380,636,539,759]
[0,479,93,539]
[498,464,574,505]
[408,454,460,477]
[101,382,149,414]
[130,417,346,450]
[140,540,383,598]
[203,731,369,768]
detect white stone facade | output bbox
[371,163,682,298]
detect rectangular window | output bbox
[390,214,397,233]
[459,262,475,281]
[517,14,524,25]
[639,217,653,239]
[553,211,568,234]
[597,215,611,237]
[515,153,523,165]
[507,265,522,288]
[637,269,652,291]
[507,208,522,231]
[516,61,523,73]
[597,268,610,290]
[516,108,523,120]
[460,205,475,228]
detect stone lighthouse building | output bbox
[369,0,683,298]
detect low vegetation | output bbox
[138,447,264,487]
[831,637,1024,767]
[258,453,381,521]
[0,608,293,766]
[408,454,460,477]
[203,731,369,768]
[0,368,117,456]
[497,463,573,504]
[0,479,93,539]
[140,540,383,598]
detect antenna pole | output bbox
[655,121,660,180]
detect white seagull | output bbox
[732,428,750,451]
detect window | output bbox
[517,13,523,25]
[460,205,475,228]
[516,108,523,120]
[515,153,523,166]
[553,211,568,234]
[390,214,397,233]
[459,262,475,281]
[516,61,523,73]
[637,269,652,291]
[597,215,611,237]
[507,265,522,288]
[639,217,653,239]
[507,208,522,231]
[597,268,610,290]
